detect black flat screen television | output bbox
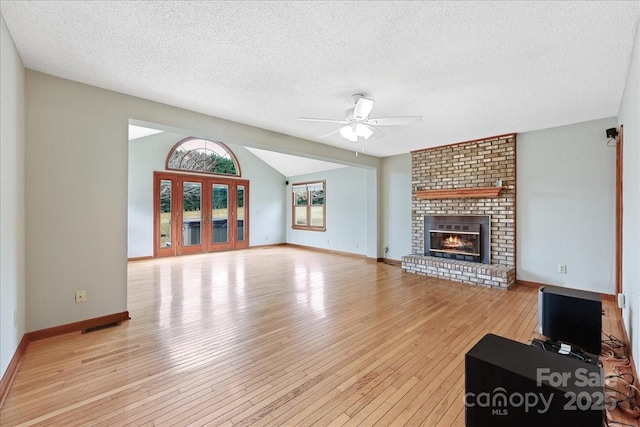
[538,285,602,354]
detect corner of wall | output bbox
[618,12,640,377]
[0,12,27,380]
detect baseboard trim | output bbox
[285,243,367,260]
[0,311,130,409]
[249,243,287,249]
[128,256,154,262]
[515,279,544,289]
[369,257,401,265]
[516,280,615,301]
[0,335,29,409]
[25,311,131,342]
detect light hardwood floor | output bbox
[0,247,632,426]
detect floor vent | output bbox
[82,321,121,334]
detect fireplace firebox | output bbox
[430,223,480,260]
[424,215,490,264]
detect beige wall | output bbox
[517,118,617,293]
[26,72,129,331]
[0,15,26,379]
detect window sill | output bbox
[292,226,326,232]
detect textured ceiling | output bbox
[1,1,639,157]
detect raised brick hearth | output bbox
[402,134,516,289]
[402,255,515,288]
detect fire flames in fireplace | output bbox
[424,216,489,264]
[442,234,475,252]
[428,222,481,261]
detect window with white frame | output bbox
[292,181,325,231]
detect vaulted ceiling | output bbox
[2,1,639,157]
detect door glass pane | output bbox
[182,182,201,246]
[159,180,172,248]
[237,185,245,241]
[212,184,229,244]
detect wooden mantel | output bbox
[415,186,504,200]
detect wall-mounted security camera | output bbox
[606,128,618,139]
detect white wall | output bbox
[619,20,640,374]
[517,117,617,293]
[380,154,412,261]
[286,167,368,255]
[25,70,380,331]
[0,15,26,378]
[128,130,286,258]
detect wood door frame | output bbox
[615,125,623,300]
[154,172,178,258]
[154,171,250,257]
[234,181,250,250]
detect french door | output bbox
[154,172,249,257]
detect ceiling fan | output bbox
[298,94,422,143]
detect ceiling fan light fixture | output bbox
[339,126,358,142]
[299,93,422,144]
[355,123,373,140]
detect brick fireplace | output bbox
[402,134,516,288]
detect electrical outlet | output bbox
[557,264,567,274]
[75,290,87,303]
[618,293,626,309]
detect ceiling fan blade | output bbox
[367,124,385,138]
[353,97,375,120]
[298,117,348,124]
[318,127,343,138]
[367,116,422,126]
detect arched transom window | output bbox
[166,137,240,176]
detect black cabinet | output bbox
[465,333,603,427]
